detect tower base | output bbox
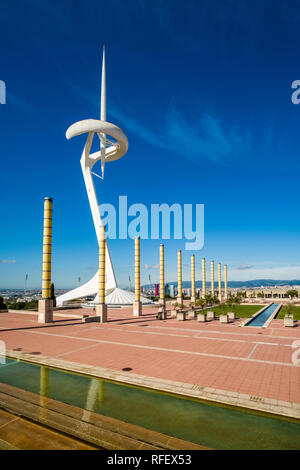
[38,299,53,324]
[96,304,107,323]
[133,300,142,317]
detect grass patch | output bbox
[277,305,300,320]
[199,304,262,318]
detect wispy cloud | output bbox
[110,106,166,149]
[1,259,16,264]
[67,81,251,165]
[164,104,248,164]
[230,264,300,281]
[237,264,253,270]
[144,264,159,269]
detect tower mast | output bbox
[100,45,106,178]
[101,45,106,121]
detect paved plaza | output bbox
[0,307,299,409]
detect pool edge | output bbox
[4,349,300,421]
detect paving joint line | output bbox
[105,325,290,348]
[17,328,300,368]
[247,343,259,359]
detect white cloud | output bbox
[237,264,253,270]
[144,264,159,269]
[230,264,300,281]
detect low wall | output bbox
[0,381,206,450]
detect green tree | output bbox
[196,298,206,310]
[204,293,213,306]
[51,282,56,307]
[285,302,296,316]
[24,300,38,310]
[173,302,184,311]
[0,296,7,311]
[220,303,227,315]
[286,289,298,299]
[225,293,235,311]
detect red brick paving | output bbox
[0,308,299,404]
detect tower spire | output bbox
[101,44,106,121]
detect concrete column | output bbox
[202,257,206,298]
[218,262,222,301]
[177,250,182,304]
[191,255,196,303]
[38,197,53,323]
[96,225,107,322]
[133,236,142,316]
[159,244,165,306]
[224,264,228,299]
[211,260,215,296]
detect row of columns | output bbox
[37,197,228,324]
[177,254,228,304]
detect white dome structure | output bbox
[90,287,152,306]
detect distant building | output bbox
[169,285,175,297]
[245,287,299,300]
[154,284,159,297]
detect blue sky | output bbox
[1,0,300,289]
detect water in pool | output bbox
[0,358,299,450]
[246,303,279,327]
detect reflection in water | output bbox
[82,378,105,422]
[1,358,299,450]
[39,366,49,419]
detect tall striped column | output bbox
[202,257,206,298]
[98,225,106,304]
[135,237,140,302]
[191,255,196,303]
[177,250,182,304]
[42,197,52,299]
[211,260,215,296]
[218,262,222,301]
[38,197,53,323]
[159,244,165,306]
[133,237,142,316]
[224,264,228,299]
[96,225,107,322]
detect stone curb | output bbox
[5,349,300,421]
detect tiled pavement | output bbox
[0,307,299,405]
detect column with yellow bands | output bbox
[135,237,140,302]
[224,264,228,299]
[177,250,182,301]
[211,260,215,295]
[191,255,195,299]
[160,244,165,303]
[202,257,206,298]
[98,226,106,304]
[218,262,222,300]
[42,197,53,299]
